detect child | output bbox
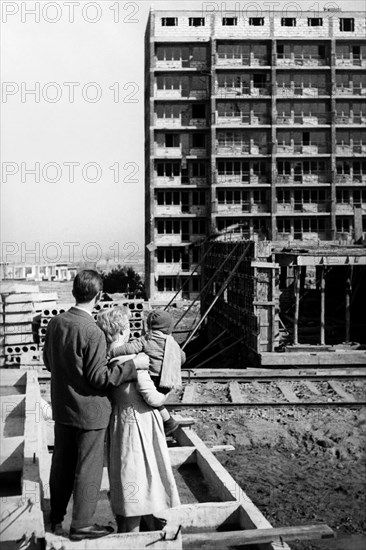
[97,307,185,436]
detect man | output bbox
[43,270,149,541]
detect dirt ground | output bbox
[179,406,366,549]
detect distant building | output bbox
[0,263,77,282]
[144,8,366,300]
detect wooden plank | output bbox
[276,382,300,403]
[260,351,366,366]
[160,502,241,532]
[175,427,275,532]
[0,369,27,386]
[183,524,334,548]
[0,372,46,544]
[4,292,58,304]
[251,262,278,269]
[172,415,195,427]
[304,381,322,395]
[297,255,366,266]
[45,531,182,549]
[182,384,196,404]
[168,445,235,468]
[0,437,24,472]
[1,395,25,419]
[21,371,46,539]
[328,381,356,402]
[183,367,366,379]
[229,381,245,403]
[169,447,196,466]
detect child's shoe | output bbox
[164,417,179,436]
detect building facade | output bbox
[145,8,366,300]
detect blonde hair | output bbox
[97,306,131,344]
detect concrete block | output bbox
[5,343,38,355]
[4,292,58,304]
[0,283,39,294]
[1,323,33,335]
[4,333,35,345]
[4,302,34,313]
[1,312,34,324]
[41,303,73,316]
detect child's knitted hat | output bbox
[147,310,174,334]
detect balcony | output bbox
[216,173,270,185]
[216,114,270,126]
[156,262,202,276]
[215,86,271,98]
[155,176,209,187]
[335,85,366,97]
[276,85,328,98]
[276,54,328,67]
[275,172,330,185]
[154,147,208,158]
[216,203,269,214]
[336,203,366,215]
[216,143,269,155]
[276,143,329,155]
[156,262,181,276]
[155,117,181,128]
[335,115,366,125]
[276,115,331,126]
[155,60,208,70]
[155,234,185,245]
[188,118,209,128]
[335,174,366,184]
[155,88,209,100]
[189,148,208,158]
[277,203,328,214]
[336,143,366,155]
[335,56,366,68]
[155,205,207,216]
[216,54,269,67]
[155,146,181,158]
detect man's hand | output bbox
[133,352,149,371]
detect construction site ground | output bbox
[176,406,366,550]
[33,286,366,548]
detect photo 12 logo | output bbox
[1,82,140,103]
[1,2,140,24]
[1,161,139,184]
[1,241,140,265]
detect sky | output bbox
[1,0,365,264]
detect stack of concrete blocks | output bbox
[0,285,58,367]
[93,300,147,339]
[38,304,73,351]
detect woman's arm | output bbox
[135,371,166,408]
[109,338,144,358]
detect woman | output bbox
[97,307,180,533]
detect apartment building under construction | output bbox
[144,8,366,300]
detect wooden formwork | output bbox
[45,424,291,550]
[0,369,50,549]
[1,371,333,550]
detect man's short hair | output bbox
[73,270,103,303]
